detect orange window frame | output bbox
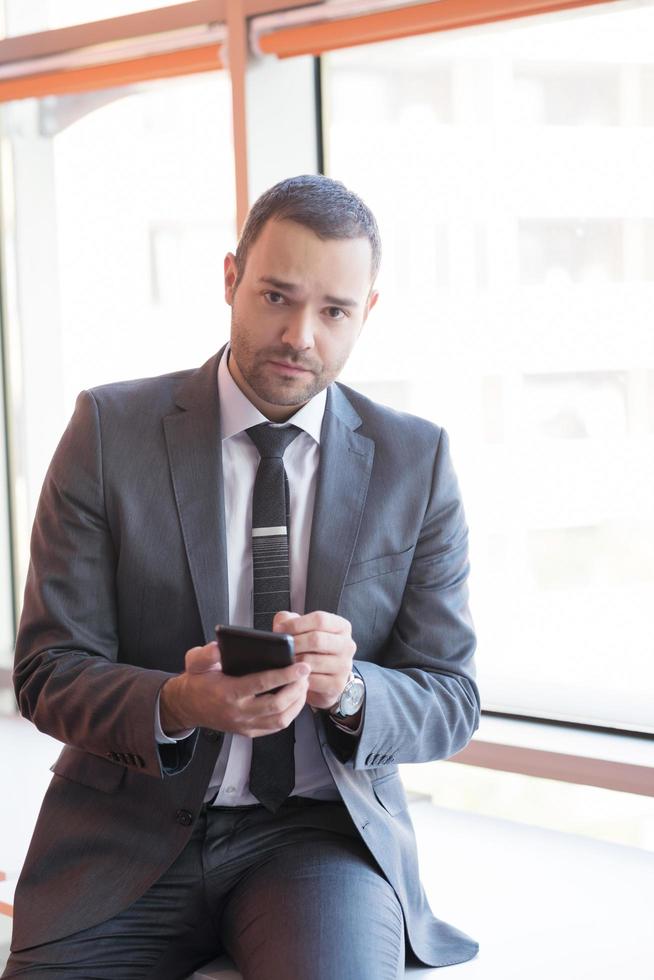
[0,45,224,102]
[258,0,620,58]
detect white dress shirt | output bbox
[158,345,341,805]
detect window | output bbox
[323,0,654,733]
[513,64,621,126]
[0,70,235,601]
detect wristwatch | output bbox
[329,672,365,719]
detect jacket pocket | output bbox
[345,546,414,586]
[372,772,408,816]
[51,746,126,794]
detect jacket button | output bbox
[176,809,193,827]
[202,729,221,742]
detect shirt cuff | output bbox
[154,691,196,744]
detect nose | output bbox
[280,308,316,352]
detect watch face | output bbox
[341,679,364,716]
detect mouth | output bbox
[268,360,313,375]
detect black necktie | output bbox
[245,422,301,811]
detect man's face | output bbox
[224,218,379,422]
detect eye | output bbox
[264,291,286,305]
[325,306,346,320]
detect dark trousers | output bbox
[3,798,405,980]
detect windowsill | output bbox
[449,714,654,796]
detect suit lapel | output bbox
[163,350,375,635]
[305,384,375,616]
[163,346,230,642]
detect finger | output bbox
[307,691,347,712]
[246,676,309,719]
[234,661,310,698]
[272,611,301,633]
[241,678,308,732]
[294,652,351,676]
[247,687,308,734]
[307,674,350,704]
[273,689,308,728]
[185,642,222,674]
[279,610,352,637]
[293,632,356,659]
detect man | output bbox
[4,174,480,979]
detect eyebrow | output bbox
[257,276,359,308]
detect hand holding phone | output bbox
[215,624,294,692]
[160,627,308,739]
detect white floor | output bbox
[407,802,652,978]
[2,716,652,979]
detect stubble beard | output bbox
[229,313,329,408]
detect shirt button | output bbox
[225,786,236,794]
[175,809,194,827]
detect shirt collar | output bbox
[217,343,326,444]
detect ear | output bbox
[363,289,379,323]
[224,252,238,305]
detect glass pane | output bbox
[1,0,184,37]
[323,0,654,733]
[0,70,234,599]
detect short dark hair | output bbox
[233,174,381,291]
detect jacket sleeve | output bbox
[13,390,197,779]
[325,427,480,767]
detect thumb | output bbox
[186,641,222,674]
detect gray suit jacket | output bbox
[12,345,480,966]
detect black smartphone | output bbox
[215,624,294,678]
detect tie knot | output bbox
[246,422,301,459]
